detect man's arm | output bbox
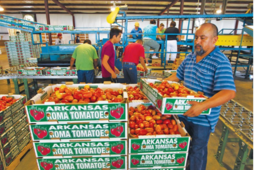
[114,67,120,74]
[156,29,161,40]
[139,57,148,74]
[164,73,180,82]
[93,59,98,69]
[102,55,117,78]
[70,57,75,70]
[184,90,236,117]
[177,35,181,41]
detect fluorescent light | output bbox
[111,7,116,11]
[216,9,222,14]
[0,6,4,11]
[216,5,222,14]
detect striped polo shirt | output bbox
[177,46,236,132]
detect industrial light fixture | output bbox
[216,5,222,14]
[111,2,116,12]
[0,6,4,11]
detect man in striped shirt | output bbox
[165,23,236,170]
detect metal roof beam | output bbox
[222,0,228,14]
[159,0,179,15]
[51,0,73,15]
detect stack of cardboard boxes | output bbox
[5,33,40,66]
[172,53,186,70]
[0,95,30,169]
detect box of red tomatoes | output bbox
[128,102,190,169]
[140,78,211,115]
[128,102,189,138]
[137,65,151,77]
[0,94,27,123]
[33,139,127,158]
[36,156,127,170]
[26,83,128,123]
[125,84,149,103]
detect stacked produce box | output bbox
[128,103,190,169]
[26,83,128,170]
[34,25,74,31]
[17,67,47,76]
[163,70,177,78]
[172,54,186,70]
[139,78,211,115]
[0,94,29,168]
[46,67,77,76]
[125,83,189,169]
[5,42,19,66]
[5,34,41,66]
[127,78,212,169]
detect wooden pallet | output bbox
[6,141,33,170]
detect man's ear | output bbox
[213,36,218,44]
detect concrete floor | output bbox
[0,53,253,170]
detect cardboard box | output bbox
[33,139,127,157]
[129,153,187,168]
[36,156,127,170]
[124,84,149,103]
[1,136,18,157]
[0,127,16,148]
[11,107,26,124]
[0,94,27,122]
[140,79,211,115]
[29,122,127,141]
[0,117,13,136]
[3,145,20,166]
[18,132,31,151]
[163,70,177,77]
[15,125,30,142]
[45,67,76,76]
[172,64,179,70]
[17,67,46,75]
[13,115,27,134]
[26,83,128,123]
[151,59,161,67]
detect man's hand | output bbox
[183,101,207,117]
[115,67,120,74]
[70,66,74,70]
[144,68,148,74]
[111,72,117,79]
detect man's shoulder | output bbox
[209,48,229,64]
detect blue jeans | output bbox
[179,117,211,170]
[123,63,137,84]
[77,70,95,83]
[143,39,160,58]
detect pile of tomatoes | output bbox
[127,86,147,101]
[0,96,18,111]
[129,105,180,137]
[43,85,124,104]
[149,81,205,98]
[137,66,145,72]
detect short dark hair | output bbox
[84,39,91,44]
[150,19,156,24]
[109,27,122,39]
[160,23,164,27]
[136,39,143,44]
[170,21,176,27]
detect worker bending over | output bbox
[122,39,147,84]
